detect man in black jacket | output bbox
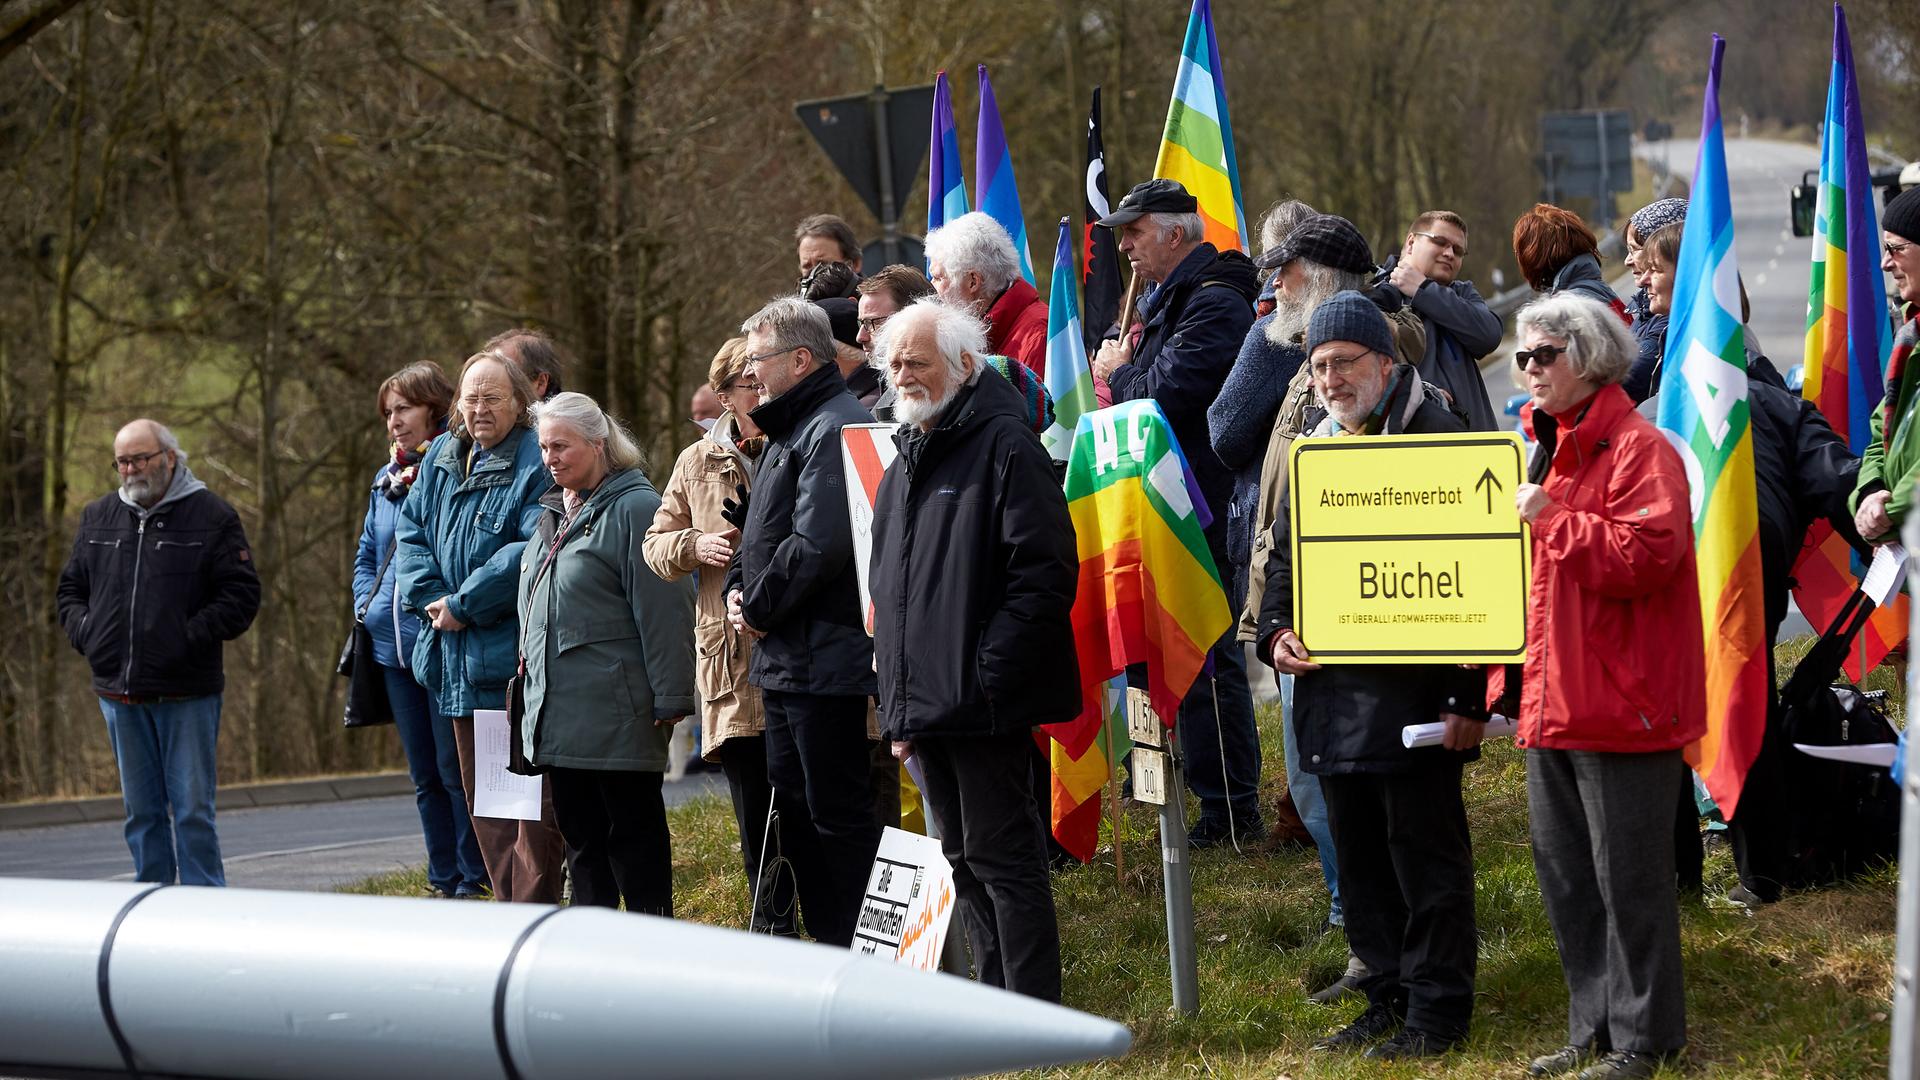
[726,297,879,946]
[1258,293,1483,1060]
[1091,178,1265,849]
[57,419,261,886]
[870,299,1078,1001]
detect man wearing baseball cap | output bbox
[1091,178,1266,850]
[1851,185,1920,548]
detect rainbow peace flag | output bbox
[1151,0,1246,253]
[1794,2,1905,676]
[928,71,969,236]
[1655,35,1769,818]
[1043,218,1099,461]
[1044,401,1231,859]
[975,65,1034,285]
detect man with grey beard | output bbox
[869,299,1076,1000]
[57,419,261,886]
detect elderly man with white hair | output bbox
[924,211,1048,376]
[868,299,1078,1001]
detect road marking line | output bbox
[99,834,421,878]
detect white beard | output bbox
[895,381,960,427]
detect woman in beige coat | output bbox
[643,338,794,935]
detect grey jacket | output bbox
[517,467,697,772]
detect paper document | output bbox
[1792,741,1897,769]
[472,709,543,820]
[1861,543,1909,607]
[1402,715,1518,749]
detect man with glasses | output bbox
[725,297,880,946]
[855,264,937,419]
[1365,210,1502,431]
[57,419,261,886]
[1853,187,1920,547]
[1257,293,1484,1061]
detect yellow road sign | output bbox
[1289,431,1530,663]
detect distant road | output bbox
[0,773,726,892]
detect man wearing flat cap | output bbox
[1258,292,1483,1061]
[1091,178,1265,850]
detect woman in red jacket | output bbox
[1497,294,1705,1080]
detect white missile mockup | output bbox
[0,878,1131,1079]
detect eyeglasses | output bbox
[460,393,511,410]
[1889,240,1915,258]
[857,317,887,334]
[1308,351,1378,379]
[1514,344,1569,370]
[113,450,165,471]
[1413,231,1468,258]
[744,345,800,367]
[726,381,765,394]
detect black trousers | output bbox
[762,689,881,946]
[1726,695,1789,901]
[1318,765,1477,1039]
[547,766,671,916]
[916,731,1062,1002]
[718,735,797,934]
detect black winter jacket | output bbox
[1107,242,1259,547]
[871,367,1080,738]
[731,361,877,697]
[56,473,261,698]
[1256,367,1481,775]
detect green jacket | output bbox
[1852,310,1920,528]
[517,467,696,772]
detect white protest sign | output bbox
[852,826,955,971]
[471,708,542,821]
[840,424,899,636]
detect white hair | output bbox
[1258,199,1316,258]
[1514,294,1637,386]
[923,212,1020,295]
[870,298,987,388]
[1266,262,1367,347]
[1152,211,1205,247]
[528,391,644,471]
[739,296,835,370]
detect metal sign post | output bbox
[1892,514,1920,1079]
[1127,687,1198,1015]
[794,83,934,269]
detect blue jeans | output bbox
[99,694,225,886]
[1280,673,1342,924]
[1177,633,1263,824]
[383,666,488,896]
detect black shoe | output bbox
[1529,1044,1599,1077]
[1310,1002,1402,1052]
[1308,972,1365,1005]
[1727,882,1773,909]
[1365,1026,1459,1060]
[1187,814,1263,851]
[1578,1049,1682,1079]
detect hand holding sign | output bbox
[1268,628,1321,675]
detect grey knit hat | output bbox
[1629,198,1687,242]
[1306,291,1395,359]
[1886,186,1920,246]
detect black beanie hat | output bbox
[1886,186,1920,246]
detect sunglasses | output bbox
[1514,344,1568,370]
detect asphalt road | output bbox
[0,772,727,892]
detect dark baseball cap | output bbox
[1254,213,1376,274]
[1096,178,1200,227]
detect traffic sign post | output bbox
[1539,108,1634,228]
[795,84,934,268]
[1288,432,1531,664]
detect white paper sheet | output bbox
[1402,715,1518,749]
[1792,741,1898,768]
[472,708,543,821]
[1861,543,1909,607]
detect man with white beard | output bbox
[868,299,1077,1001]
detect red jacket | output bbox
[1490,383,1706,753]
[985,278,1048,377]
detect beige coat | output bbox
[643,416,763,760]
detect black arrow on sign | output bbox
[1475,467,1503,513]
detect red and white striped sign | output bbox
[840,424,898,636]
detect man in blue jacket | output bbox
[58,420,261,886]
[1091,178,1264,849]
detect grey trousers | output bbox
[1527,747,1688,1054]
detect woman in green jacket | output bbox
[519,392,697,915]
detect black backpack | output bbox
[1777,589,1902,886]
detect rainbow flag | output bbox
[975,65,1034,285]
[1045,401,1229,860]
[1794,2,1905,676]
[1151,0,1246,253]
[928,71,969,236]
[1655,34,1769,819]
[1046,679,1129,863]
[1043,218,1099,461]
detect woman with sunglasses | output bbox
[1495,294,1703,1080]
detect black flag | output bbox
[1082,86,1123,353]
